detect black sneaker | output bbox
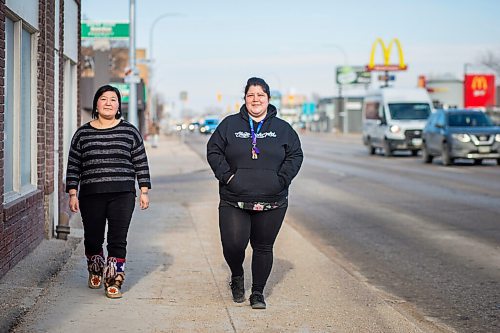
[230,276,245,303]
[249,291,266,309]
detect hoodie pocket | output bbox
[227,168,283,196]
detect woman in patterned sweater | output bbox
[66,85,151,299]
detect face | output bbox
[96,91,119,119]
[245,85,269,119]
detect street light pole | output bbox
[148,13,182,122]
[463,63,472,109]
[324,43,348,65]
[128,0,138,127]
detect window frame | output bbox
[62,57,78,180]
[3,13,38,204]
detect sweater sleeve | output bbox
[131,132,152,189]
[65,131,82,192]
[206,119,233,184]
[278,129,303,187]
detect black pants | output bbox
[219,205,287,294]
[79,192,135,259]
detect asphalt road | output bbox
[186,130,500,333]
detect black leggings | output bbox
[79,192,135,259]
[219,205,287,293]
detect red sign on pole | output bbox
[464,74,496,108]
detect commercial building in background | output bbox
[423,75,464,108]
[424,74,498,110]
[420,73,499,124]
[0,0,81,278]
[80,21,152,136]
[80,47,149,134]
[313,96,364,133]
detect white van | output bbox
[362,87,433,156]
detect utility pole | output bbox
[337,85,343,133]
[127,0,139,127]
[329,45,348,134]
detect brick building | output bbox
[0,0,81,278]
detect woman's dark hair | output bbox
[91,84,122,119]
[244,77,271,99]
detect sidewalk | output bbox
[6,135,452,333]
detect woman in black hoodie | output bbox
[207,77,303,309]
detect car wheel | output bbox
[411,150,419,156]
[473,159,482,165]
[366,139,375,155]
[442,142,453,166]
[383,140,392,157]
[497,158,500,166]
[422,143,433,164]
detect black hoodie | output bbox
[207,104,303,203]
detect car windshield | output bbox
[388,103,431,120]
[448,112,494,127]
[205,119,218,125]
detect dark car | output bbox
[421,109,500,166]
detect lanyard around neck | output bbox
[249,117,264,159]
[249,117,264,144]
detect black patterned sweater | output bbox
[65,120,151,196]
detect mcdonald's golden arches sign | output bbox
[366,38,407,71]
[464,74,496,108]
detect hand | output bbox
[69,196,79,212]
[139,192,149,210]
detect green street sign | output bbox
[110,82,147,104]
[110,82,130,103]
[81,22,129,39]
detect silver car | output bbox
[422,109,500,166]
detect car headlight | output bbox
[390,125,401,133]
[451,133,471,143]
[496,134,500,142]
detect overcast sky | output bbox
[82,0,500,116]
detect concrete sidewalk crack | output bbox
[187,209,238,333]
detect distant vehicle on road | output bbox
[200,117,219,134]
[362,88,433,156]
[188,122,200,132]
[422,109,500,166]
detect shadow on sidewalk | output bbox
[264,257,294,298]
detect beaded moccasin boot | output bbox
[104,257,126,298]
[86,253,105,289]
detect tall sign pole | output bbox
[127,0,138,127]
